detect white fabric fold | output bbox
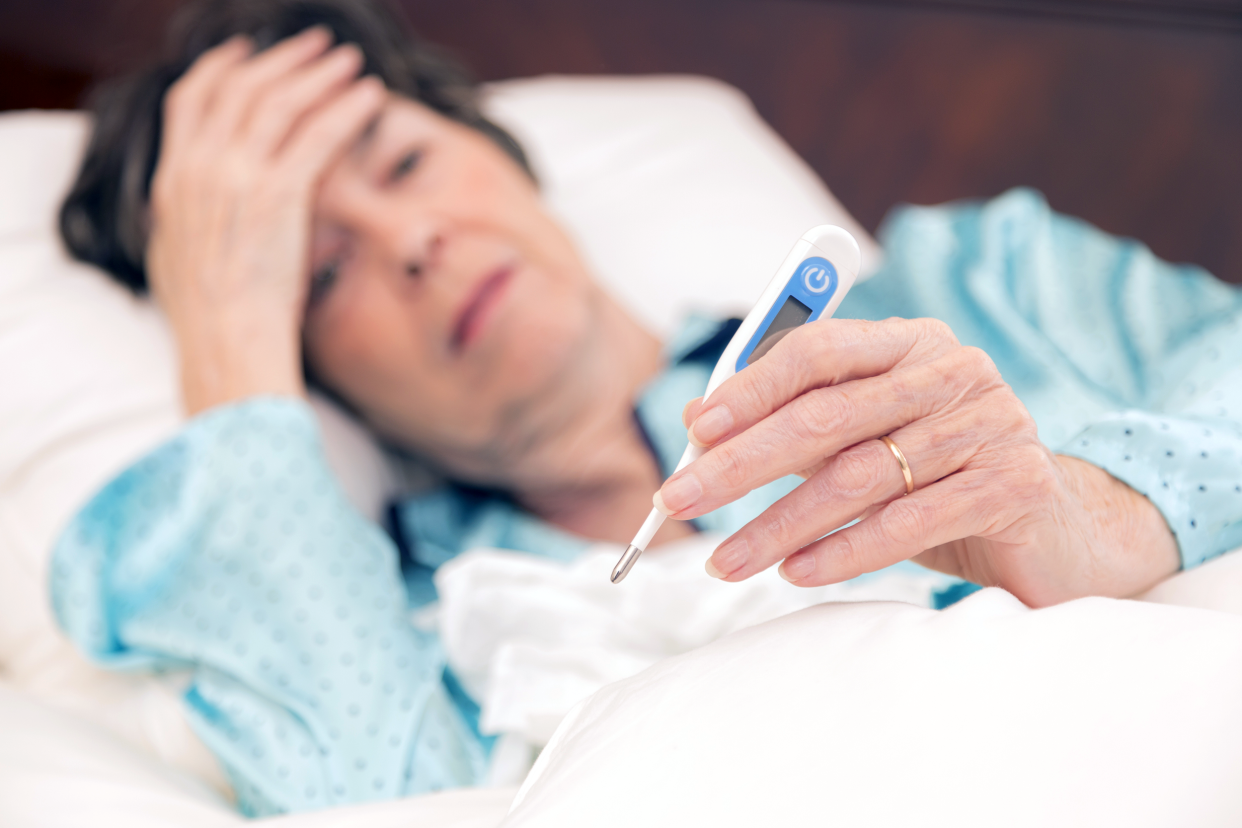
[434,534,950,746]
[503,588,1242,827]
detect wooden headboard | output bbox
[2,0,1239,283]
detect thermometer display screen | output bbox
[746,295,812,365]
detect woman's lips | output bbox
[451,265,514,354]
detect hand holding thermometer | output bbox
[610,225,862,584]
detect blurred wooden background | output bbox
[1,0,1239,283]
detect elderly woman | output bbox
[52,0,1242,817]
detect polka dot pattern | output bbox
[1062,410,1242,570]
[51,398,489,817]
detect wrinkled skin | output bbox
[663,318,1179,607]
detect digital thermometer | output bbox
[610,225,861,584]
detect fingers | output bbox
[682,397,705,428]
[157,26,383,203]
[776,469,1002,586]
[162,36,252,153]
[200,26,335,146]
[658,346,1002,520]
[279,76,386,184]
[243,43,366,156]
[686,317,959,449]
[704,411,988,580]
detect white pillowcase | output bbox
[483,76,880,339]
[0,75,874,777]
[502,587,1242,828]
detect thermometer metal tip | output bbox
[612,506,668,584]
[611,544,643,584]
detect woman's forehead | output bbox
[362,95,449,146]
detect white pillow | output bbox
[484,75,880,338]
[0,75,874,772]
[502,588,1242,828]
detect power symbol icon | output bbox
[801,260,834,294]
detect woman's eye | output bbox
[389,150,422,183]
[308,261,339,306]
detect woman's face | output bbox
[304,94,601,474]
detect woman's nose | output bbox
[369,203,438,276]
[350,188,444,279]
[402,230,442,279]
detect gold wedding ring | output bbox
[880,435,915,496]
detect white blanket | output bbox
[6,546,1242,826]
[437,534,1242,745]
[504,580,1242,828]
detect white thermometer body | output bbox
[611,225,861,583]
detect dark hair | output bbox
[59,0,531,293]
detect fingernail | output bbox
[654,473,702,515]
[779,553,814,583]
[681,397,702,428]
[330,45,363,69]
[689,405,733,448]
[706,538,748,579]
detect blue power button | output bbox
[799,258,836,294]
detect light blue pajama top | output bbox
[51,189,1242,816]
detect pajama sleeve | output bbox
[999,198,1242,570]
[50,397,489,816]
[1057,317,1242,569]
